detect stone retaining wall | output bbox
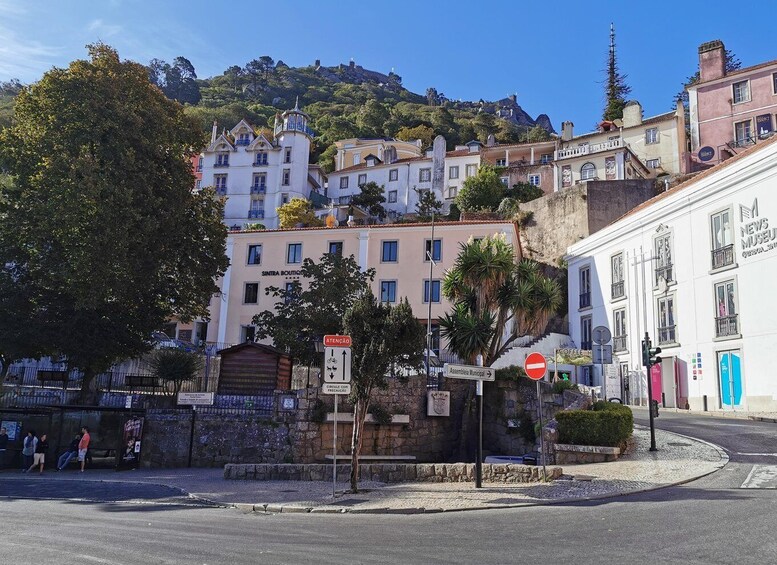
[224,462,562,483]
[554,443,621,464]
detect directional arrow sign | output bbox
[323,347,351,383]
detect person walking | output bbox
[21,430,37,472]
[78,426,90,472]
[28,433,48,474]
[57,434,81,471]
[0,427,8,469]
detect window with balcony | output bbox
[215,153,230,167]
[732,80,750,104]
[382,240,398,262]
[358,173,367,186]
[284,147,292,163]
[244,282,259,304]
[581,162,596,180]
[715,280,739,338]
[580,315,592,350]
[579,265,591,309]
[654,232,673,285]
[388,190,397,203]
[645,127,659,145]
[247,245,262,265]
[214,174,227,194]
[711,208,734,269]
[425,239,442,262]
[380,280,397,303]
[419,168,432,182]
[237,133,251,146]
[613,308,627,352]
[282,169,290,186]
[328,241,343,256]
[340,176,349,189]
[611,252,625,299]
[287,243,302,264]
[423,279,441,303]
[657,295,676,345]
[389,169,398,181]
[251,173,266,193]
[734,119,753,147]
[540,154,552,164]
[528,175,540,186]
[449,166,459,179]
[254,152,268,166]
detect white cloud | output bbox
[0,4,61,81]
[87,19,122,38]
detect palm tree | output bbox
[440,234,562,366]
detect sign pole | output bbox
[600,342,605,401]
[536,380,547,481]
[332,393,338,497]
[187,405,196,468]
[476,379,483,489]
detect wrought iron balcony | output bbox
[254,157,268,166]
[715,315,739,338]
[711,244,734,270]
[250,185,266,194]
[655,265,673,284]
[215,186,227,196]
[658,325,676,345]
[613,335,628,352]
[611,281,625,300]
[214,162,230,168]
[235,138,251,146]
[248,210,264,219]
[579,291,591,309]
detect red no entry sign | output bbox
[524,352,547,381]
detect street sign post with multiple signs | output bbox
[321,335,352,496]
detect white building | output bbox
[566,135,777,413]
[199,102,320,229]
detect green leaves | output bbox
[454,165,506,213]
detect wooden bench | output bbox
[125,375,159,389]
[325,454,417,462]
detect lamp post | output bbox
[307,336,325,390]
[426,211,436,387]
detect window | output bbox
[773,72,777,94]
[281,193,289,205]
[425,239,442,262]
[195,180,201,190]
[389,169,398,181]
[284,147,292,163]
[247,245,262,265]
[283,282,296,304]
[382,241,398,262]
[252,173,267,191]
[237,133,251,146]
[465,164,477,178]
[380,280,397,303]
[244,283,259,304]
[710,209,734,269]
[500,177,509,186]
[197,156,203,171]
[580,316,592,350]
[328,241,343,256]
[255,152,268,166]
[611,253,624,299]
[388,190,397,203]
[287,243,302,264]
[657,295,676,345]
[581,162,596,180]
[448,186,458,200]
[654,232,673,284]
[358,173,367,186]
[540,153,552,164]
[715,280,739,338]
[340,176,349,190]
[339,195,351,204]
[214,174,227,191]
[732,80,750,104]
[496,158,506,167]
[579,266,591,308]
[215,153,229,167]
[423,279,441,303]
[646,158,660,169]
[449,166,459,179]
[734,120,753,147]
[613,309,627,352]
[281,169,291,186]
[353,153,361,165]
[645,128,659,145]
[419,168,432,182]
[528,175,540,186]
[240,325,256,342]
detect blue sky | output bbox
[2,0,776,132]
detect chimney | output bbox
[210,120,218,144]
[486,134,496,147]
[561,121,574,141]
[622,101,643,128]
[699,40,726,82]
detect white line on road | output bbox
[741,465,777,489]
[736,453,777,456]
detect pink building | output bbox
[688,40,777,166]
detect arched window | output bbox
[581,162,597,180]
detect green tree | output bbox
[253,254,375,366]
[351,181,387,220]
[506,182,544,203]
[0,44,229,400]
[415,188,443,221]
[440,234,562,365]
[147,57,200,104]
[343,291,425,491]
[149,348,204,398]
[396,124,435,148]
[602,24,631,122]
[356,99,390,137]
[317,143,338,174]
[525,124,552,143]
[454,165,506,212]
[277,198,324,228]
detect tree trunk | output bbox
[79,367,96,405]
[349,397,369,492]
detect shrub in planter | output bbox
[556,403,633,447]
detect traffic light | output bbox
[641,337,662,367]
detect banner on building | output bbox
[555,348,594,366]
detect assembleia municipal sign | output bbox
[740,198,777,258]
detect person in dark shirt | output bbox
[28,433,49,474]
[0,427,8,469]
[57,434,81,471]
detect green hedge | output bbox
[556,402,633,447]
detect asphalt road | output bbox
[0,411,775,565]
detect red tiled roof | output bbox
[230,219,516,235]
[334,156,426,174]
[691,58,777,87]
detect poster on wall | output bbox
[756,114,773,138]
[1,420,21,441]
[605,156,616,180]
[118,417,144,470]
[561,165,572,188]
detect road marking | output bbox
[736,452,777,457]
[741,465,777,488]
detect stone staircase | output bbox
[491,332,576,370]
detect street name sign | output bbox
[524,352,547,381]
[322,383,352,395]
[443,363,495,381]
[177,392,215,405]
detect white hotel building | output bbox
[566,136,777,413]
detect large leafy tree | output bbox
[454,165,505,213]
[147,56,201,104]
[277,198,324,228]
[343,291,425,492]
[351,181,387,220]
[253,253,375,366]
[415,188,443,221]
[0,44,229,398]
[440,234,562,366]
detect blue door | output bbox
[718,350,743,409]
